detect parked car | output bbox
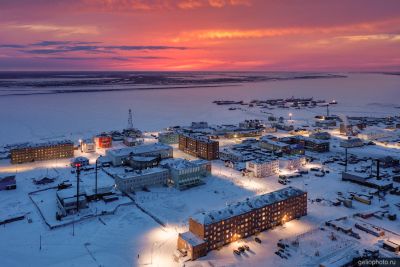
[233,249,241,255]
[255,237,262,243]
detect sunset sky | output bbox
[0,0,399,71]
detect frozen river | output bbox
[0,72,399,145]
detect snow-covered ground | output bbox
[0,73,399,267]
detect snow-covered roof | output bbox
[107,143,172,157]
[180,133,217,144]
[161,158,208,170]
[180,231,206,247]
[115,167,168,180]
[11,140,73,150]
[191,187,305,225]
[56,186,87,200]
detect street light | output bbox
[75,163,81,213]
[95,155,102,199]
[79,139,83,153]
[289,113,293,121]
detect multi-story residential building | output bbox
[260,137,305,155]
[309,131,331,140]
[158,131,179,144]
[94,134,112,149]
[224,129,263,139]
[161,158,211,190]
[259,137,291,153]
[11,140,74,164]
[114,167,169,192]
[340,137,364,148]
[106,143,173,166]
[178,134,219,160]
[219,147,248,162]
[280,136,329,153]
[279,156,306,170]
[246,158,279,178]
[298,136,330,152]
[177,187,307,260]
[82,139,95,153]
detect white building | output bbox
[114,167,169,192]
[246,159,279,178]
[82,139,95,153]
[106,143,173,166]
[279,156,306,170]
[161,158,211,190]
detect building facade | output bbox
[279,156,306,170]
[158,131,179,144]
[94,134,112,149]
[161,159,211,190]
[11,140,74,164]
[114,167,169,192]
[246,159,279,178]
[178,134,219,160]
[82,139,95,153]
[177,187,307,260]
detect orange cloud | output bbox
[171,19,400,42]
[4,23,99,37]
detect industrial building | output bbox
[11,140,74,164]
[0,175,16,190]
[177,187,307,260]
[56,187,88,217]
[178,134,219,160]
[342,172,393,191]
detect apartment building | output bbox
[246,159,279,178]
[178,134,219,160]
[177,187,307,260]
[11,140,74,164]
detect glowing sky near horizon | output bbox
[0,0,399,71]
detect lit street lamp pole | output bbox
[95,155,102,199]
[289,113,293,121]
[75,163,81,212]
[79,139,83,153]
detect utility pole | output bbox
[326,104,330,117]
[345,148,348,173]
[39,234,42,251]
[76,164,81,212]
[95,155,102,199]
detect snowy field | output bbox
[0,72,399,267]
